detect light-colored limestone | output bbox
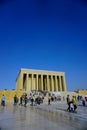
[16,68,67,92]
[55,76,58,91]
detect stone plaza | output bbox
[0,100,87,130]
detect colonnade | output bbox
[21,74,66,92]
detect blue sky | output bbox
[0,0,87,91]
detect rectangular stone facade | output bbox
[16,68,67,92]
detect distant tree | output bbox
[12,89,15,90]
[4,89,7,90]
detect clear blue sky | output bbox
[0,0,87,91]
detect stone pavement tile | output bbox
[0,103,87,130]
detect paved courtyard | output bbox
[0,101,87,130]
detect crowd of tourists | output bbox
[13,92,87,110]
[13,91,63,107]
[13,92,44,107]
[0,91,87,111]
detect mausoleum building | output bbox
[16,68,67,92]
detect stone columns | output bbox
[47,75,50,91]
[55,76,58,91]
[32,74,33,90]
[19,72,66,92]
[26,74,28,91]
[62,76,66,91]
[41,75,43,90]
[51,75,54,92]
[20,72,23,90]
[59,76,62,91]
[36,74,38,90]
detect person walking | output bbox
[19,95,23,106]
[66,95,70,111]
[72,96,77,112]
[14,95,18,105]
[48,93,51,105]
[24,94,27,107]
[1,94,6,106]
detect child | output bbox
[69,101,74,112]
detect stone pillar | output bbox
[47,75,50,92]
[63,76,66,91]
[59,76,62,91]
[32,74,33,90]
[57,76,60,91]
[55,76,58,91]
[51,75,54,92]
[41,75,43,90]
[26,74,28,91]
[36,74,38,90]
[20,72,23,90]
